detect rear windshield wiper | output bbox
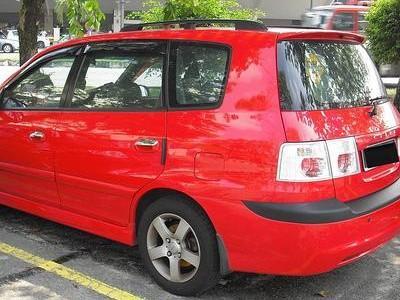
[366,96,388,116]
[367,96,388,105]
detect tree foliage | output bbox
[127,0,265,22]
[366,0,400,106]
[366,0,400,64]
[55,0,105,37]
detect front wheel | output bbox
[138,196,220,296]
[2,44,13,53]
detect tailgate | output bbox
[277,39,400,202]
[282,102,400,202]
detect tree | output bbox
[127,0,265,22]
[55,0,105,38]
[366,0,400,108]
[18,0,45,65]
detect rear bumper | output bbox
[244,178,400,224]
[201,187,400,276]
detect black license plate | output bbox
[363,140,399,169]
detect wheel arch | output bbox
[135,188,211,234]
[134,187,231,275]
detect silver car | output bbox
[0,32,19,53]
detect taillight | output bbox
[277,137,360,182]
[277,141,331,182]
[326,137,360,178]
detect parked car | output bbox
[1,20,400,296]
[302,5,369,33]
[0,31,19,53]
[331,0,373,6]
[6,29,51,49]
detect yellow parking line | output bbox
[0,242,142,300]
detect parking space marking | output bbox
[0,242,142,300]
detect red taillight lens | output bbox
[301,158,323,177]
[337,153,353,173]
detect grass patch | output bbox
[387,88,396,99]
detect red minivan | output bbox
[0,20,399,296]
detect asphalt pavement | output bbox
[0,205,399,300]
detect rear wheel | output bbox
[2,44,13,53]
[138,196,220,296]
[37,41,45,49]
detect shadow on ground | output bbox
[0,205,399,300]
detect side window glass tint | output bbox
[71,50,164,110]
[171,44,229,108]
[2,57,74,109]
[332,13,355,31]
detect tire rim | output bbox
[3,45,11,53]
[147,213,201,283]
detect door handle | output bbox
[29,131,45,141]
[135,138,159,148]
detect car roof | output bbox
[312,5,369,11]
[72,28,364,42]
[20,27,364,68]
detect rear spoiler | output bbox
[276,31,365,44]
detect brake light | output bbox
[326,137,359,178]
[301,158,324,177]
[337,154,352,173]
[277,137,360,182]
[277,141,331,182]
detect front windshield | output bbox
[278,41,386,111]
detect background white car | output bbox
[0,32,19,53]
[6,30,51,49]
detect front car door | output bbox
[54,41,167,226]
[0,48,78,206]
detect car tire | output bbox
[37,41,45,49]
[2,44,13,53]
[137,195,220,296]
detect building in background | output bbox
[243,0,330,25]
[0,0,331,33]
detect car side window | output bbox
[1,56,75,109]
[358,13,368,33]
[170,44,229,108]
[332,12,355,31]
[71,49,164,110]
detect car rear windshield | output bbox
[278,41,386,111]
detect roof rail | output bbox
[267,25,321,30]
[121,19,268,32]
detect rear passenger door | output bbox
[54,42,167,226]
